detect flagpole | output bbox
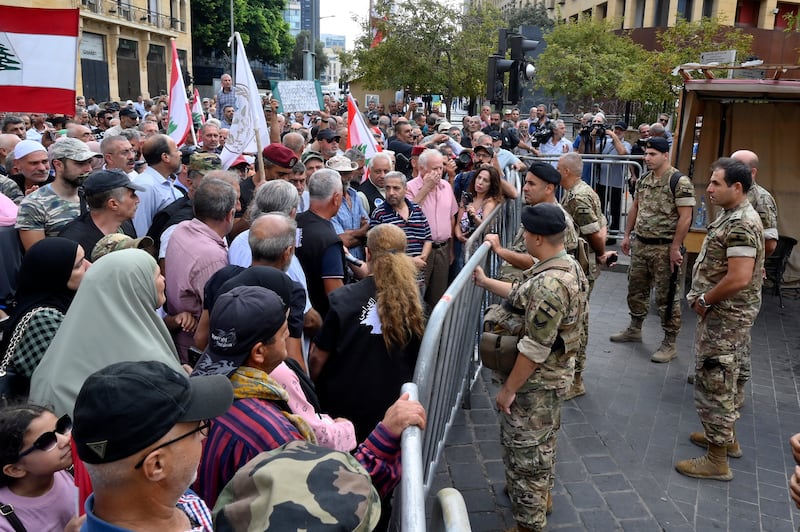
[254,128,266,189]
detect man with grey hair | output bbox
[199,123,221,153]
[282,132,306,158]
[296,169,346,317]
[343,148,366,186]
[101,134,137,179]
[358,151,392,216]
[66,123,95,143]
[165,178,237,362]
[406,149,458,308]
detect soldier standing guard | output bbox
[474,203,587,531]
[611,137,695,363]
[676,158,763,480]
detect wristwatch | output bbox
[698,294,711,309]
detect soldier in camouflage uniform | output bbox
[676,158,763,480]
[611,137,695,363]
[15,138,102,250]
[475,203,587,531]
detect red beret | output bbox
[262,144,299,169]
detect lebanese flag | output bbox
[166,39,192,147]
[0,6,78,116]
[191,88,205,126]
[347,94,382,183]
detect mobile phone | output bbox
[188,347,204,367]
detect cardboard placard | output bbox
[271,80,324,114]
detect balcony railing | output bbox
[80,0,185,31]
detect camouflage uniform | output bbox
[687,199,763,446]
[15,184,80,237]
[562,181,607,376]
[501,251,587,531]
[0,175,23,205]
[627,167,695,335]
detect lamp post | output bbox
[304,15,335,81]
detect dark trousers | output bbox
[596,183,623,232]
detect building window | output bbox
[634,0,645,27]
[702,0,715,18]
[735,0,761,27]
[654,0,670,25]
[677,0,694,20]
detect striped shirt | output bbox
[195,396,402,508]
[370,198,432,256]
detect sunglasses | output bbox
[17,414,72,460]
[134,421,210,469]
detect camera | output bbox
[592,123,606,137]
[532,129,553,148]
[580,124,593,138]
[455,151,473,172]
[636,138,648,148]
[461,191,473,206]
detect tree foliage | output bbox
[534,17,646,105]
[622,17,753,103]
[192,0,294,64]
[451,5,508,102]
[286,31,330,80]
[504,3,555,32]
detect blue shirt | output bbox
[131,166,182,237]
[83,490,211,531]
[332,187,368,260]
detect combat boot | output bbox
[564,372,585,400]
[675,443,733,481]
[609,319,643,343]
[651,335,677,363]
[546,491,553,515]
[689,431,742,458]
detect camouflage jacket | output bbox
[634,167,694,240]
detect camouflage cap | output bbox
[213,441,381,532]
[49,138,102,162]
[91,233,154,262]
[188,152,223,175]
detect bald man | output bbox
[731,149,778,257]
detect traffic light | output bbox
[507,34,539,104]
[486,55,513,104]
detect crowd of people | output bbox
[0,87,787,532]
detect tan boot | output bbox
[651,339,677,363]
[675,443,733,481]
[610,323,642,342]
[564,372,586,400]
[546,491,553,515]
[689,431,743,458]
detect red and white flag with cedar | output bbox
[167,39,192,147]
[191,88,205,127]
[0,6,79,115]
[347,94,381,183]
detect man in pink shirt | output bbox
[165,178,238,362]
[406,149,458,309]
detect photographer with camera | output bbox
[532,119,572,166]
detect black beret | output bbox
[645,137,670,153]
[528,162,561,185]
[521,203,567,236]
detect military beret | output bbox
[528,162,561,185]
[645,137,670,153]
[521,203,566,236]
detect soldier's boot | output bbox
[689,431,743,458]
[610,319,643,343]
[564,372,586,400]
[651,335,677,363]
[675,443,733,481]
[546,490,553,515]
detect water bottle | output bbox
[694,196,707,228]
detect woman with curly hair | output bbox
[310,223,425,441]
[454,163,503,243]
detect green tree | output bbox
[286,31,330,80]
[505,3,555,32]
[191,0,293,64]
[534,16,646,106]
[622,17,753,103]
[450,4,507,107]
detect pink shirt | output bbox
[406,177,458,242]
[0,470,77,532]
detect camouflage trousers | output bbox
[500,388,562,531]
[575,278,594,373]
[693,311,751,446]
[737,335,751,411]
[627,241,682,336]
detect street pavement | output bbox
[426,266,800,531]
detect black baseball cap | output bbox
[83,169,145,195]
[73,361,233,464]
[119,107,139,119]
[192,286,289,378]
[521,203,567,236]
[316,128,340,142]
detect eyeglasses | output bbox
[17,414,72,460]
[411,134,421,139]
[134,421,210,469]
[659,118,669,123]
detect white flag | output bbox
[220,33,270,170]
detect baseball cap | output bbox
[262,144,299,169]
[13,139,46,160]
[119,107,139,119]
[645,137,670,153]
[49,138,102,162]
[192,286,289,378]
[473,145,494,157]
[410,145,426,157]
[73,360,233,464]
[214,441,381,532]
[614,120,628,130]
[437,121,452,133]
[188,152,222,175]
[521,203,567,236]
[301,150,324,165]
[528,162,561,185]
[229,155,251,168]
[325,155,358,172]
[83,169,145,195]
[316,128,339,142]
[488,130,501,140]
[91,234,154,262]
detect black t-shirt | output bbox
[59,212,136,260]
[147,196,192,253]
[314,276,420,441]
[296,210,345,318]
[238,177,255,217]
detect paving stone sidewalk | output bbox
[427,269,800,531]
